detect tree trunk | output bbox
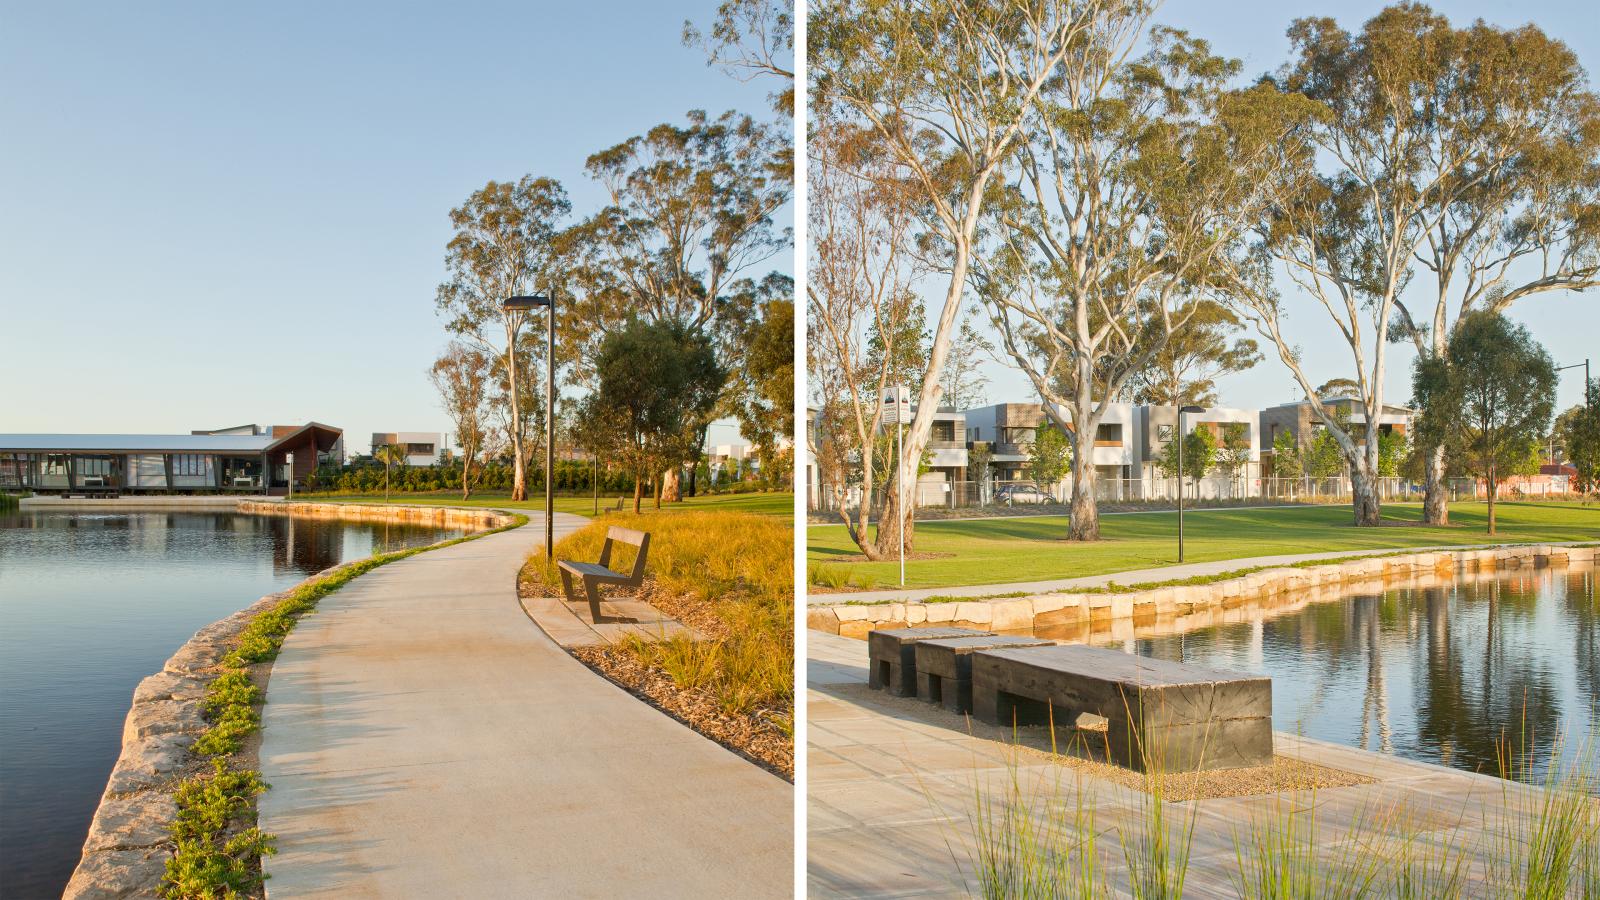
[1486,467,1497,535]
[661,468,682,503]
[654,476,663,510]
[1422,445,1449,525]
[632,472,642,515]
[687,462,697,498]
[873,475,915,558]
[1068,452,1100,541]
[1350,467,1381,526]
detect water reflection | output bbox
[1035,566,1598,792]
[0,511,466,897]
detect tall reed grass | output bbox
[528,511,794,722]
[939,715,1598,898]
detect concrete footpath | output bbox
[259,514,792,899]
[809,539,1599,605]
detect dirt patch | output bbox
[828,682,1373,801]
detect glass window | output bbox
[406,443,434,455]
[1096,424,1122,443]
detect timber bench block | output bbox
[867,627,991,697]
[970,644,1273,772]
[915,635,1055,714]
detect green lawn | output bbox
[807,501,1600,589]
[292,489,793,518]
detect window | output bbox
[42,454,68,476]
[172,454,212,477]
[406,443,434,455]
[1096,424,1122,444]
[76,456,111,476]
[931,422,956,442]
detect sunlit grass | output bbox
[526,510,793,722]
[807,501,1600,588]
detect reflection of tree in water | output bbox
[1414,576,1563,781]
[269,516,345,577]
[1563,569,1598,718]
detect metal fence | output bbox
[812,471,1578,512]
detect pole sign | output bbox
[881,386,910,425]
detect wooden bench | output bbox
[557,526,650,624]
[970,644,1272,772]
[866,627,992,697]
[914,635,1053,713]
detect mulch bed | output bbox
[569,645,793,780]
[520,576,794,782]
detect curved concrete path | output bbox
[259,514,792,898]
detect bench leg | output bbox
[559,568,579,603]
[582,575,608,624]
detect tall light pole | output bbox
[1177,405,1204,563]
[504,294,556,562]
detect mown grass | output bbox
[159,514,527,899]
[807,501,1600,589]
[295,489,794,518]
[525,510,794,725]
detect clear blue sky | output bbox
[967,0,1600,415]
[0,0,785,449]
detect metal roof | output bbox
[0,434,276,453]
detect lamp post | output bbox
[1177,405,1205,563]
[504,294,556,562]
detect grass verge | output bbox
[823,543,1600,604]
[807,501,1600,589]
[521,510,794,779]
[158,512,527,899]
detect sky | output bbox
[961,0,1600,416]
[0,0,786,450]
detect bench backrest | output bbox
[597,526,651,584]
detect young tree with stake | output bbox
[1413,313,1557,534]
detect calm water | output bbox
[0,510,466,897]
[1055,566,1599,792]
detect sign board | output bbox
[880,386,911,425]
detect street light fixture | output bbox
[1177,405,1205,564]
[504,294,556,562]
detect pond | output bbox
[1046,565,1598,793]
[0,510,468,897]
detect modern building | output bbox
[370,432,448,467]
[0,423,343,495]
[962,402,1047,483]
[1259,397,1412,476]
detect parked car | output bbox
[996,484,1052,505]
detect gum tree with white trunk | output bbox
[811,0,1110,555]
[967,23,1316,540]
[435,177,569,503]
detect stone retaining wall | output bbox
[806,544,1598,640]
[64,503,516,898]
[236,499,515,531]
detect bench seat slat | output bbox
[557,560,628,581]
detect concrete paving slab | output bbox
[258,515,791,898]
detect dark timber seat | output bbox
[970,644,1273,772]
[867,627,992,697]
[557,526,650,624]
[915,634,1054,713]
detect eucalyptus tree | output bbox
[969,23,1315,540]
[683,0,795,119]
[1392,10,1600,524]
[435,177,569,501]
[428,342,496,500]
[811,0,1111,553]
[807,102,927,558]
[1413,313,1557,534]
[1238,4,1600,527]
[573,109,790,501]
[1127,300,1260,407]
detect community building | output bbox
[0,423,343,496]
[370,432,449,467]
